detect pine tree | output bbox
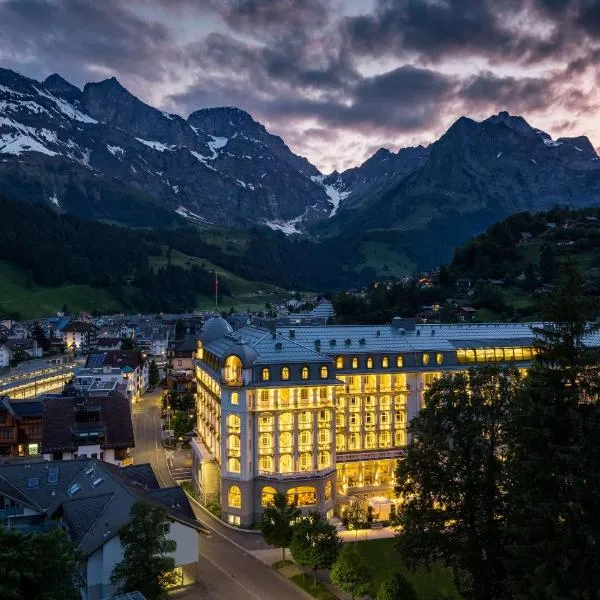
[149,359,160,387]
[505,263,600,597]
[260,491,301,562]
[111,502,178,600]
[395,366,519,600]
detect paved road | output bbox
[132,392,308,600]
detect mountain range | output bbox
[2,66,600,276]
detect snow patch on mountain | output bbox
[107,144,125,158]
[50,194,60,207]
[175,205,212,224]
[206,135,228,159]
[135,138,176,152]
[34,87,97,123]
[264,214,304,235]
[311,174,350,217]
[190,150,217,171]
[0,133,57,156]
[543,137,562,148]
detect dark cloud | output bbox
[0,0,177,85]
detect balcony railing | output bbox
[257,466,335,480]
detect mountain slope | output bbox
[0,68,332,230]
[316,111,600,271]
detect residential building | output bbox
[191,316,545,527]
[62,321,98,353]
[85,351,148,399]
[41,388,134,465]
[0,344,9,368]
[72,366,125,391]
[96,337,122,351]
[4,337,43,359]
[0,459,206,600]
[0,396,43,456]
[168,335,198,373]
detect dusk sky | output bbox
[1,0,599,173]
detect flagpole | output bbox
[215,271,218,311]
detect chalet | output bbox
[0,459,206,599]
[41,389,134,466]
[0,396,43,456]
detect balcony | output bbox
[257,466,335,480]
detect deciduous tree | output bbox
[290,511,342,586]
[376,572,417,600]
[331,546,371,600]
[260,491,301,561]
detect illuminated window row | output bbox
[261,365,329,382]
[456,346,537,364]
[336,355,404,369]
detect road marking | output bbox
[199,551,263,600]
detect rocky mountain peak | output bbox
[43,73,81,102]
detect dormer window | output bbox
[281,366,290,381]
[396,355,404,368]
[352,357,358,369]
[301,366,310,380]
[261,368,271,382]
[382,356,389,368]
[320,366,329,379]
[366,357,373,369]
[336,356,344,369]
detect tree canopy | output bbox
[260,491,301,562]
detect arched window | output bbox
[336,412,345,427]
[228,485,241,508]
[261,368,271,381]
[320,365,328,379]
[366,357,373,369]
[318,429,330,445]
[227,434,240,450]
[259,455,273,472]
[436,352,444,365]
[287,486,316,506]
[279,412,293,430]
[228,457,240,473]
[396,355,404,368]
[336,434,346,451]
[279,431,293,451]
[318,450,331,468]
[301,366,310,380]
[260,433,273,449]
[224,355,243,384]
[281,366,290,380]
[382,356,389,368]
[299,430,311,446]
[324,480,333,501]
[280,454,293,473]
[226,414,240,432]
[351,357,358,369]
[349,432,361,450]
[261,486,277,507]
[299,452,312,470]
[422,353,430,366]
[299,411,312,425]
[231,392,239,405]
[366,431,376,448]
[336,356,344,369]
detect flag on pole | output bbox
[214,271,219,308]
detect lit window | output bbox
[396,355,404,368]
[228,514,241,525]
[260,433,272,448]
[287,486,316,506]
[227,457,240,473]
[382,356,389,368]
[300,430,312,445]
[381,411,390,425]
[279,431,293,451]
[227,434,240,450]
[366,431,376,448]
[336,356,344,369]
[380,431,391,447]
[320,365,328,379]
[336,413,345,427]
[228,485,242,508]
[227,415,240,432]
[231,392,239,405]
[299,453,313,471]
[324,480,333,501]
[300,388,308,400]
[319,388,327,399]
[280,454,293,473]
[279,412,293,430]
[261,486,277,507]
[352,357,358,369]
[281,367,290,380]
[422,353,430,366]
[395,430,406,446]
[301,366,310,380]
[349,432,361,450]
[336,434,346,451]
[318,451,331,468]
[299,411,312,425]
[318,429,330,444]
[365,412,375,425]
[259,455,273,472]
[436,353,443,365]
[366,357,373,369]
[260,414,273,430]
[261,368,270,381]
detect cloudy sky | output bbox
[1,0,599,172]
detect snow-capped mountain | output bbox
[0,68,334,230]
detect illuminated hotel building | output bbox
[191,316,537,527]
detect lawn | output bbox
[349,538,460,600]
[0,260,124,318]
[290,574,340,600]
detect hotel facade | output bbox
[191,316,539,527]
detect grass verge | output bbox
[290,574,340,600]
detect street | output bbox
[132,391,310,600]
